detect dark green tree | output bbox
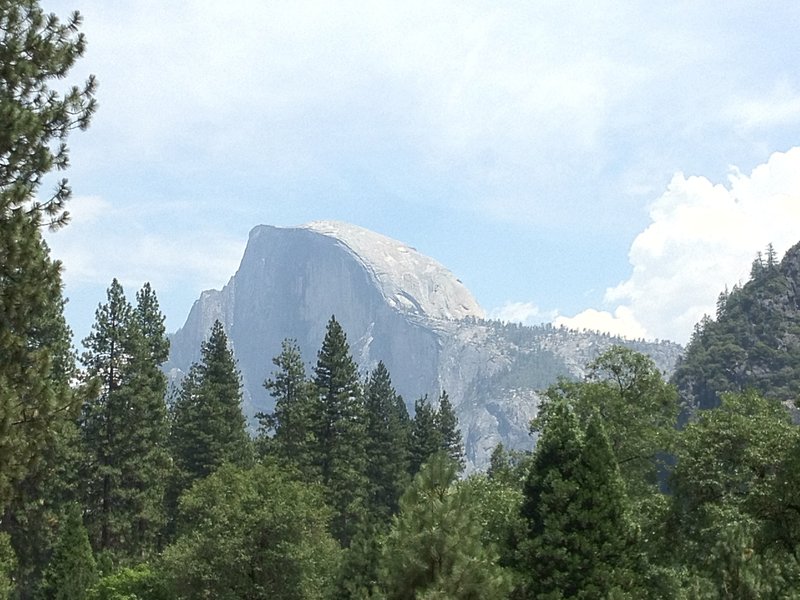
[408,395,442,476]
[378,452,511,599]
[518,401,641,599]
[170,320,251,496]
[80,281,171,558]
[363,361,410,521]
[437,390,465,471]
[162,462,341,600]
[38,504,97,600]
[312,316,369,547]
[257,339,320,480]
[0,0,95,507]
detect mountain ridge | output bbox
[167,221,682,470]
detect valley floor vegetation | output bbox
[3,1,800,598]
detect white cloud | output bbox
[489,301,546,325]
[559,147,800,344]
[554,306,648,340]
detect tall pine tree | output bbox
[437,390,466,471]
[257,339,320,481]
[363,361,410,521]
[80,280,171,559]
[170,320,251,497]
[313,316,369,546]
[408,395,442,476]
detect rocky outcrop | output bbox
[168,221,683,471]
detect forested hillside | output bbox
[673,241,800,412]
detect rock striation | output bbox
[167,221,683,471]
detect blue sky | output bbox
[42,0,800,344]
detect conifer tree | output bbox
[313,316,369,546]
[363,361,410,520]
[518,402,641,598]
[38,504,97,600]
[437,390,466,471]
[257,339,320,481]
[378,452,511,599]
[170,320,251,495]
[0,0,95,510]
[80,280,171,558]
[408,395,442,476]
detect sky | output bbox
[40,0,800,346]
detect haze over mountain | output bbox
[167,221,681,470]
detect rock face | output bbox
[167,221,683,471]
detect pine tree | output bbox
[0,0,95,508]
[363,361,411,521]
[437,390,465,471]
[408,395,442,476]
[79,281,171,559]
[257,339,320,481]
[170,321,251,496]
[38,504,97,600]
[378,452,511,599]
[408,395,442,475]
[313,316,369,546]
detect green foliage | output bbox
[408,391,466,476]
[170,320,251,496]
[673,241,800,409]
[0,0,97,490]
[313,316,369,546]
[257,339,320,481]
[162,462,340,600]
[669,391,798,572]
[408,396,441,475]
[0,533,15,600]
[363,361,411,521]
[377,453,511,599]
[80,280,171,558]
[87,564,170,600]
[540,347,678,509]
[518,401,642,599]
[38,504,97,600]
[437,391,465,471]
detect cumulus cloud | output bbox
[557,147,800,344]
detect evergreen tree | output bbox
[80,281,171,558]
[437,390,465,471]
[312,316,369,546]
[363,361,410,520]
[0,0,95,510]
[170,320,251,496]
[38,504,97,600]
[517,401,641,598]
[257,339,320,481]
[408,395,442,476]
[378,452,511,599]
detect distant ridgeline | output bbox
[672,240,800,413]
[167,221,682,471]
